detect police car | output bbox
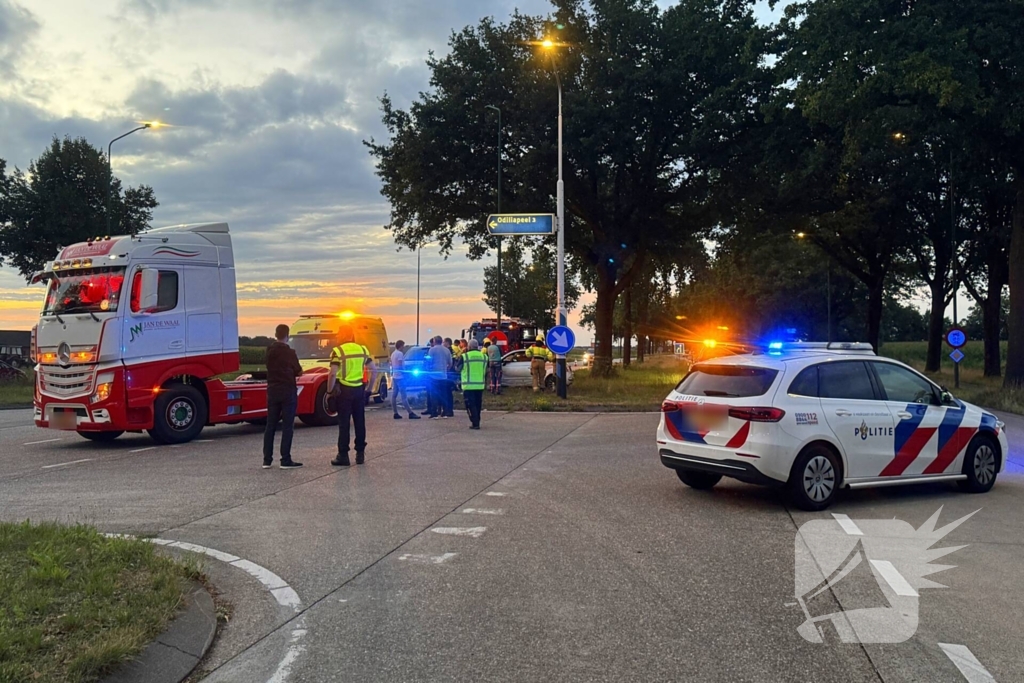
[657,342,1008,511]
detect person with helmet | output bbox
[328,326,375,466]
[483,337,502,394]
[525,335,554,392]
[461,339,488,429]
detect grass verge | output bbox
[0,521,197,683]
[0,370,34,408]
[484,355,687,413]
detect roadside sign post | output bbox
[486,214,555,236]
[547,326,574,399]
[946,327,966,389]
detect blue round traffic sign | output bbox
[546,326,576,356]
[946,327,967,349]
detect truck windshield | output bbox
[290,334,337,360]
[43,268,127,315]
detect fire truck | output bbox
[30,223,335,444]
[461,318,542,352]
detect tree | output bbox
[482,240,581,328]
[0,137,158,279]
[367,0,770,376]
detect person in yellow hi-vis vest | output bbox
[525,335,554,392]
[328,327,376,467]
[460,339,488,430]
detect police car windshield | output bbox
[677,365,778,398]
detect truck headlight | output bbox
[92,373,114,404]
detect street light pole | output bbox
[542,41,568,399]
[416,245,422,346]
[485,105,503,329]
[951,149,959,389]
[106,124,152,237]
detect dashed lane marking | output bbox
[24,438,63,445]
[832,513,864,536]
[399,553,458,564]
[130,446,156,453]
[939,643,997,683]
[869,560,919,597]
[485,492,508,497]
[461,508,503,515]
[41,458,93,470]
[431,526,487,538]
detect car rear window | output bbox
[675,365,779,398]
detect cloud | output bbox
[0,1,39,78]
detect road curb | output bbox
[102,581,217,683]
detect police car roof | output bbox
[695,343,876,370]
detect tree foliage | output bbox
[0,136,158,279]
[482,240,581,329]
[367,0,771,375]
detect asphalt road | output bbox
[1,405,1022,682]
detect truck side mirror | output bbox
[133,268,160,313]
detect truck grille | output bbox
[40,364,94,397]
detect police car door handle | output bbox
[896,411,913,420]
[834,409,852,417]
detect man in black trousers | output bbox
[263,324,304,469]
[328,327,376,466]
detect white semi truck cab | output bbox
[32,223,333,443]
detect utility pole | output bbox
[485,105,503,328]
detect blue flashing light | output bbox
[768,342,784,351]
[412,369,420,376]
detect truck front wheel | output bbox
[299,382,338,427]
[149,384,207,444]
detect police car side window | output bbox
[817,362,875,401]
[788,366,819,397]
[872,362,937,405]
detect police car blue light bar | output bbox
[755,341,876,356]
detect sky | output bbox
[0,0,783,343]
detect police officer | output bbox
[461,339,488,429]
[328,327,375,466]
[525,335,554,392]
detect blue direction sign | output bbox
[486,213,555,236]
[546,325,576,356]
[950,349,965,364]
[946,327,967,349]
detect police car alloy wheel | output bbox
[786,445,841,511]
[959,436,999,494]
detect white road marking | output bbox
[869,560,919,597]
[461,508,503,515]
[195,439,214,443]
[938,643,997,683]
[41,458,93,469]
[24,438,63,445]
[399,553,458,564]
[431,526,487,538]
[832,513,864,536]
[485,492,507,497]
[130,447,156,453]
[105,534,307,682]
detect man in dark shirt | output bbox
[263,324,304,469]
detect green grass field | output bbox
[0,521,198,683]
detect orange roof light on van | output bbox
[338,311,356,320]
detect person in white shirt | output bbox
[390,340,420,420]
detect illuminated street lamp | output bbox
[106,122,160,236]
[540,36,568,398]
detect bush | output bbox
[239,346,266,365]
